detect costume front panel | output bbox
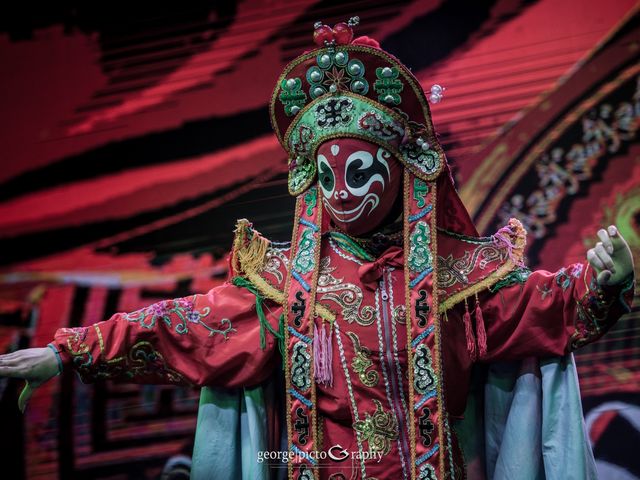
[315,238,421,479]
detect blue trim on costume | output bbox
[292,271,311,292]
[289,388,313,408]
[411,325,435,348]
[414,390,437,410]
[288,326,312,344]
[291,444,317,465]
[415,444,439,466]
[47,343,63,376]
[299,218,319,232]
[410,267,433,288]
[408,205,433,223]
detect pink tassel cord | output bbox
[313,322,321,381]
[462,299,477,361]
[320,324,327,382]
[313,321,333,386]
[475,297,487,359]
[326,324,333,386]
[492,224,524,267]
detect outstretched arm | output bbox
[0,280,282,411]
[0,346,60,411]
[480,225,635,361]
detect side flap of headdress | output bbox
[437,218,528,313]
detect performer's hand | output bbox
[587,225,635,287]
[0,347,60,412]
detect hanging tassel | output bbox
[237,234,269,274]
[233,219,270,277]
[232,277,284,352]
[463,298,477,361]
[491,219,526,267]
[326,322,333,386]
[313,320,334,386]
[320,323,327,383]
[313,321,322,382]
[475,293,488,359]
[277,313,286,369]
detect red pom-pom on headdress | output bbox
[351,36,380,49]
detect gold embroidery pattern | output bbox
[392,305,406,325]
[263,246,290,285]
[61,325,185,384]
[318,257,375,325]
[437,243,505,288]
[353,399,399,457]
[110,341,185,384]
[346,331,379,387]
[62,327,92,368]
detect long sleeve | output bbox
[50,281,283,388]
[479,262,635,362]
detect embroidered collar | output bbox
[326,222,404,262]
[326,231,376,262]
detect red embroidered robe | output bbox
[50,223,634,479]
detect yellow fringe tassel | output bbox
[232,219,270,275]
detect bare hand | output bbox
[587,225,635,286]
[0,347,60,412]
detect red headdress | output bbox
[269,18,478,237]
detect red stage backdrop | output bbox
[0,1,638,479]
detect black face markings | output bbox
[345,149,390,192]
[318,158,335,195]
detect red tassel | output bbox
[475,294,487,359]
[463,298,477,361]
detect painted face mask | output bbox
[316,138,402,236]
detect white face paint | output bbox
[322,193,380,223]
[316,139,402,236]
[318,147,392,223]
